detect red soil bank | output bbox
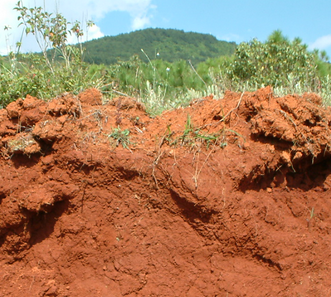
[1,87,331,296]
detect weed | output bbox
[310,207,315,219]
[164,125,175,145]
[306,207,316,229]
[175,114,222,149]
[194,132,219,149]
[108,127,131,149]
[179,114,194,144]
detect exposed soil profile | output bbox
[1,87,331,296]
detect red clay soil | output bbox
[1,87,331,296]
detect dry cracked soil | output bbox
[1,87,331,296]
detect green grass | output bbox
[1,51,331,115]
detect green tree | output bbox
[228,30,320,88]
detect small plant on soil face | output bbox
[176,114,220,149]
[108,127,131,149]
[179,114,194,144]
[306,207,315,229]
[173,114,246,150]
[164,125,175,144]
[193,131,219,149]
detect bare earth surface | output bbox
[1,87,331,296]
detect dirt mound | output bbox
[1,87,331,296]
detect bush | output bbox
[227,30,320,90]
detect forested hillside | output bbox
[82,28,236,65]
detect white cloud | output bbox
[132,16,150,30]
[86,24,105,40]
[0,0,155,54]
[66,24,105,45]
[309,35,331,51]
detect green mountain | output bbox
[82,28,236,65]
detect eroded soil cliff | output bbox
[1,87,331,296]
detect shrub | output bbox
[227,30,320,90]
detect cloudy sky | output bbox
[1,0,331,59]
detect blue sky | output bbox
[1,0,331,59]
